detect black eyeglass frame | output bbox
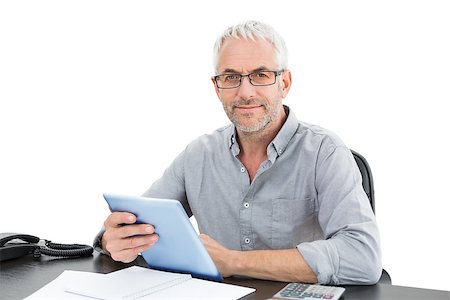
[214,70,284,89]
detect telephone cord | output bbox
[33,240,93,258]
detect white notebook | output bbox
[26,266,255,300]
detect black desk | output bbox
[1,252,449,300]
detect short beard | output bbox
[222,98,282,133]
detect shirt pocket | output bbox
[271,198,316,249]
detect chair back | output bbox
[351,150,375,214]
[351,150,392,283]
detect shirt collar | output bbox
[229,127,240,157]
[269,105,299,159]
[228,105,299,160]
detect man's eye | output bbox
[224,75,240,81]
[254,72,269,78]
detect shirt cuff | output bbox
[92,227,108,255]
[297,240,340,285]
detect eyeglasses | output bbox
[214,70,284,89]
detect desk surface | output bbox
[1,252,449,300]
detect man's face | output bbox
[213,38,291,133]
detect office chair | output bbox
[351,150,392,284]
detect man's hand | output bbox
[102,212,159,263]
[199,234,238,277]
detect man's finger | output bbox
[111,239,156,263]
[104,212,136,228]
[108,234,159,252]
[116,224,155,239]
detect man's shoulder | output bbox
[215,124,234,134]
[185,124,233,153]
[283,107,347,149]
[200,123,233,142]
[295,121,347,148]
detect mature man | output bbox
[95,21,382,285]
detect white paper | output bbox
[25,271,98,299]
[25,266,255,300]
[140,278,256,300]
[65,266,191,299]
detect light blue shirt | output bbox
[141,106,382,284]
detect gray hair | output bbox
[213,20,288,73]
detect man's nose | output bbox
[236,76,257,99]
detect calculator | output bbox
[271,283,345,299]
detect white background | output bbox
[1,0,449,292]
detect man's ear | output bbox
[211,76,221,98]
[280,69,292,98]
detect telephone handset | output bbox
[0,232,93,262]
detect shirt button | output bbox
[244,238,250,244]
[244,202,250,208]
[240,167,246,173]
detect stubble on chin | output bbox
[222,100,282,133]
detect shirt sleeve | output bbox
[92,226,107,254]
[297,143,382,285]
[141,147,191,216]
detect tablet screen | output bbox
[103,193,223,282]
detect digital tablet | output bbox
[103,193,223,282]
